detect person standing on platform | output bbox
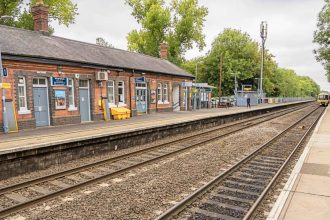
[247,96,251,108]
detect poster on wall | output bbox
[150,90,156,104]
[55,90,66,109]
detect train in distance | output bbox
[317,92,330,106]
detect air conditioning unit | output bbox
[96,71,109,81]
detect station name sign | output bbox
[51,77,68,86]
[135,76,145,83]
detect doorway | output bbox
[33,77,50,127]
[172,84,180,111]
[79,80,91,122]
[136,82,147,114]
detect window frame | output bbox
[118,81,125,104]
[67,78,77,111]
[17,76,30,114]
[107,80,115,105]
[157,83,163,104]
[163,83,169,103]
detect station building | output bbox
[0,2,194,130]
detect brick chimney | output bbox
[32,0,49,33]
[159,42,168,59]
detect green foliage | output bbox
[0,0,78,33]
[96,37,114,48]
[126,0,208,64]
[182,28,320,97]
[314,0,330,81]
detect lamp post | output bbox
[0,15,14,133]
[260,21,268,103]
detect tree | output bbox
[182,28,320,98]
[188,28,277,96]
[0,0,78,33]
[96,37,114,48]
[314,0,330,81]
[126,0,208,64]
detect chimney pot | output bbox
[159,42,168,60]
[32,1,49,33]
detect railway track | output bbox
[156,106,324,220]
[0,104,315,218]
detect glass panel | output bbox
[18,86,24,96]
[79,80,88,88]
[39,78,46,85]
[19,97,26,108]
[119,95,124,102]
[118,81,123,87]
[68,79,73,86]
[108,81,114,87]
[68,87,74,106]
[33,78,38,85]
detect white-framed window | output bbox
[107,80,115,104]
[118,81,125,104]
[163,83,168,103]
[18,76,30,114]
[33,77,47,86]
[68,78,77,111]
[157,83,163,103]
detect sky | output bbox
[50,0,330,91]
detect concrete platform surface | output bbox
[267,106,330,220]
[0,102,306,154]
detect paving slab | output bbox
[282,193,330,220]
[268,106,330,220]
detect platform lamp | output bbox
[0,15,14,133]
[260,21,268,103]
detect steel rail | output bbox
[0,104,310,195]
[156,106,322,220]
[243,107,325,220]
[0,104,315,218]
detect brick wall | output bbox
[1,59,193,129]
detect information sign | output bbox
[51,77,68,86]
[0,83,11,89]
[135,76,145,83]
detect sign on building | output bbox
[135,76,145,83]
[182,81,193,87]
[51,77,68,86]
[2,68,8,77]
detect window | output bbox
[79,80,89,88]
[157,83,162,103]
[107,80,115,104]
[68,79,77,110]
[118,81,125,103]
[163,83,168,103]
[33,77,47,86]
[18,76,28,113]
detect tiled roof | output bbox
[0,25,194,78]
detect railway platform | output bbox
[0,101,312,179]
[0,101,309,154]
[267,106,330,220]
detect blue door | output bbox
[79,80,90,122]
[33,87,49,127]
[136,83,147,114]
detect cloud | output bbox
[51,0,330,91]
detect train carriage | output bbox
[317,92,330,106]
